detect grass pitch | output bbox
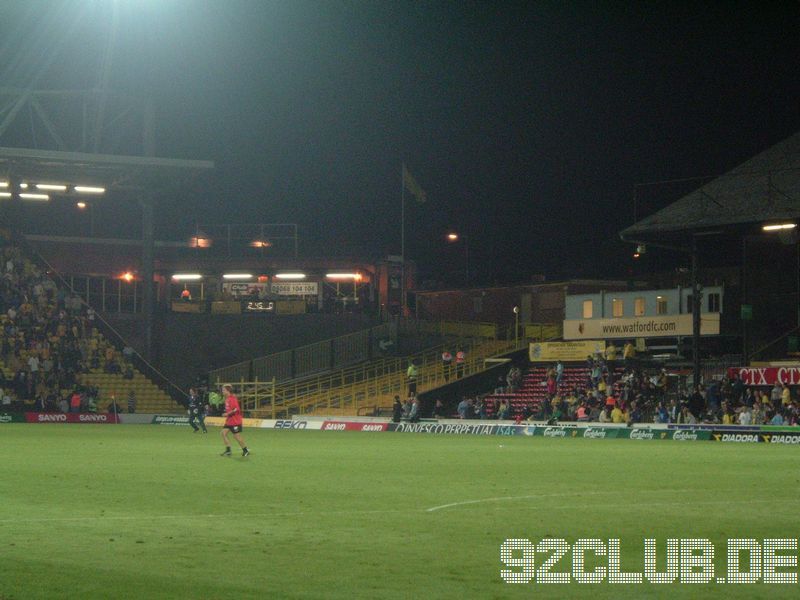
[1,425,799,599]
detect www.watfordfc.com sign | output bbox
[563,314,720,340]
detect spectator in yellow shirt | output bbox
[610,404,627,423]
[782,382,792,407]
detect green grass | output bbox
[1,425,799,599]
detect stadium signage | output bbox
[727,367,800,386]
[582,427,612,439]
[391,422,523,436]
[542,427,568,438]
[321,421,388,432]
[713,432,761,443]
[671,430,707,441]
[529,340,606,362]
[244,301,274,312]
[0,413,24,423]
[223,282,268,299]
[767,434,800,444]
[271,282,318,296]
[274,419,308,429]
[563,313,720,340]
[628,428,656,440]
[151,415,191,425]
[25,412,117,424]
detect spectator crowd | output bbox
[0,232,134,413]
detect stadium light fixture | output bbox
[0,192,11,198]
[326,273,361,280]
[76,201,87,209]
[763,223,797,232]
[0,181,8,187]
[172,273,202,281]
[274,273,306,280]
[74,185,106,194]
[223,273,253,280]
[120,271,135,282]
[36,183,68,191]
[249,240,272,248]
[19,182,28,189]
[19,193,50,201]
[190,236,212,248]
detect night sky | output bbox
[2,1,799,286]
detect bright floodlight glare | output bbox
[222,273,253,280]
[76,201,87,209]
[0,181,8,188]
[74,186,106,194]
[326,273,359,280]
[0,192,11,198]
[274,273,306,280]
[120,272,134,282]
[19,193,49,201]
[190,236,212,248]
[172,273,202,281]
[19,182,28,189]
[763,223,797,232]
[36,184,67,191]
[447,233,459,241]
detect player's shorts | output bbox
[224,424,243,434]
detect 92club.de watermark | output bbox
[500,538,798,584]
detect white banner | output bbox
[563,313,720,340]
[223,282,268,299]
[271,282,318,296]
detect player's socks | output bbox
[242,447,250,457]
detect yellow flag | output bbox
[402,163,427,203]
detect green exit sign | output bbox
[740,304,753,320]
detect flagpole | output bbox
[400,162,406,317]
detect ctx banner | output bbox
[726,366,800,386]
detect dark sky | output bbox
[2,1,799,286]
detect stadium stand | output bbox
[0,230,178,414]
[482,362,629,420]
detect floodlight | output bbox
[223,273,253,280]
[36,184,67,191]
[274,273,306,280]
[762,223,797,232]
[74,186,106,194]
[172,273,202,281]
[19,193,49,201]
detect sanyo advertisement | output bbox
[563,313,720,340]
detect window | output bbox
[582,300,593,319]
[634,297,645,316]
[708,292,721,313]
[656,296,667,315]
[612,298,624,318]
